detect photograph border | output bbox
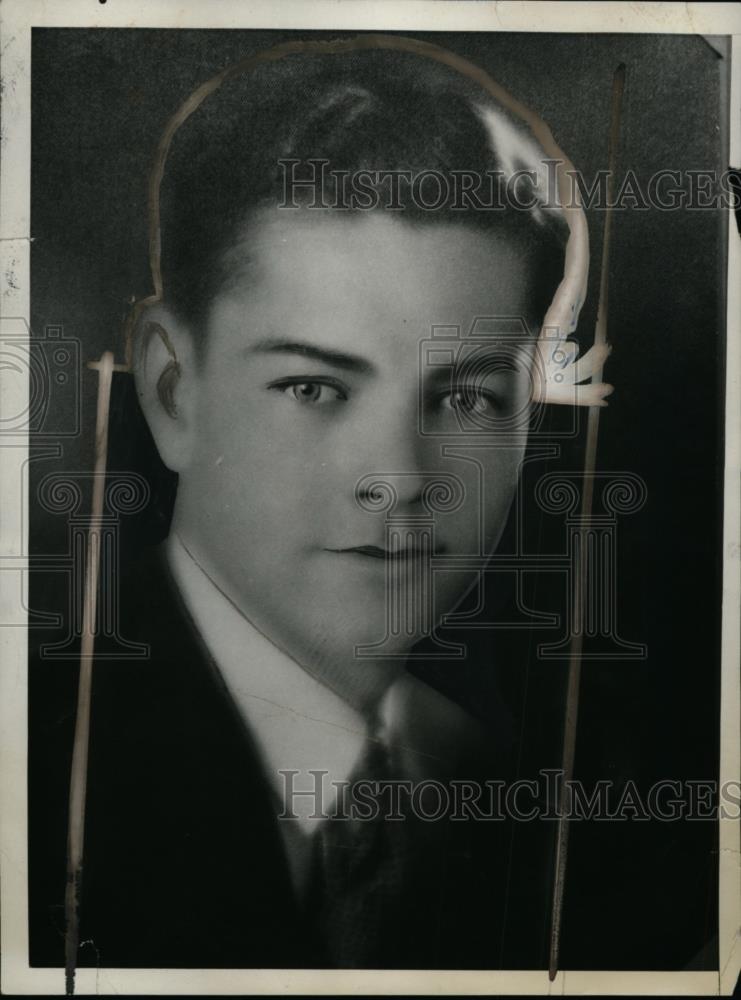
[1,2,739,995]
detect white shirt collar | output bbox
[166,531,369,834]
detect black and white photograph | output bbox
[1,1,739,995]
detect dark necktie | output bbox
[302,673,490,967]
[302,727,417,966]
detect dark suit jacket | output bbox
[28,542,513,971]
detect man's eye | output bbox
[268,378,348,405]
[439,388,497,415]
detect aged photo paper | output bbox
[1,1,740,995]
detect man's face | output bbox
[174,208,538,702]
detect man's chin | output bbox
[230,577,440,662]
[292,615,422,667]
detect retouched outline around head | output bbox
[124,34,613,411]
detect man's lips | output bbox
[326,544,440,559]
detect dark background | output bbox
[28,29,727,971]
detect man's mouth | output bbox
[327,544,438,560]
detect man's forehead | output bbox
[209,208,541,358]
[421,332,537,376]
[219,206,535,293]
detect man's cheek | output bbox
[215,468,317,546]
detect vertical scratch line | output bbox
[64,352,115,995]
[548,63,626,982]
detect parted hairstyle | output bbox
[156,46,570,360]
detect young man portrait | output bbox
[24,24,725,982]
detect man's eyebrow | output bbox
[245,338,375,374]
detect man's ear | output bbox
[132,304,199,473]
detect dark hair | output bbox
[158,47,568,359]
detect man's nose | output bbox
[355,471,425,515]
[349,393,470,520]
[353,397,427,511]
